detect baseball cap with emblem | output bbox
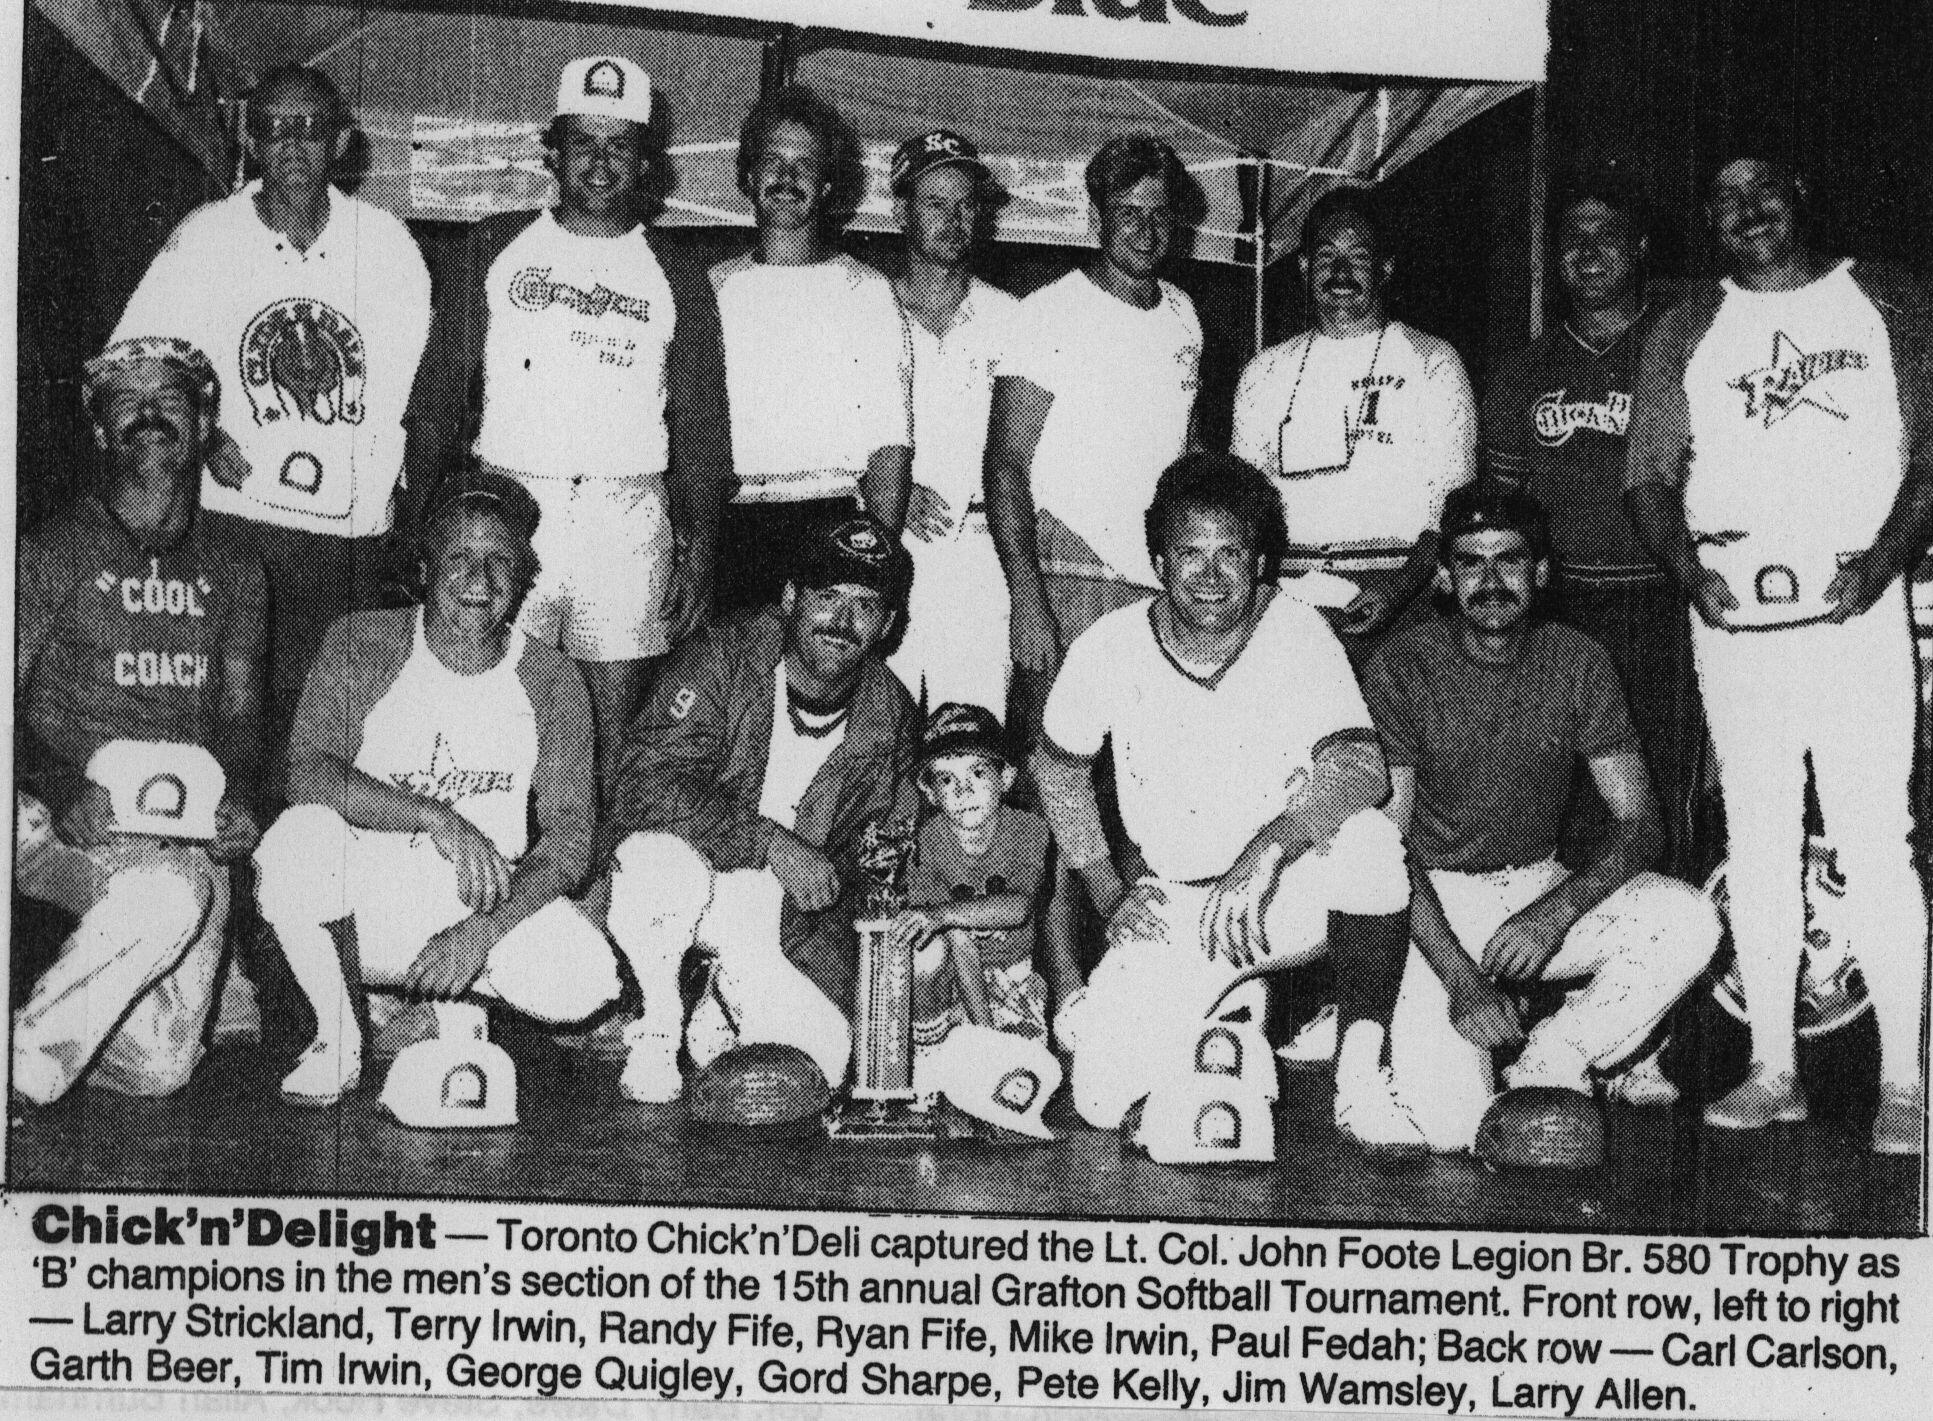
[421,466,542,544]
[86,740,226,841]
[890,130,991,196]
[556,56,651,126]
[920,702,1010,770]
[82,337,219,414]
[1135,1075,1277,1165]
[1438,484,1551,560]
[922,1023,1061,1140]
[793,513,913,604]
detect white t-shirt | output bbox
[1231,321,1475,569]
[1000,270,1201,585]
[1043,592,1372,882]
[906,278,1019,538]
[756,664,849,832]
[712,253,912,504]
[473,211,676,480]
[354,612,541,859]
[113,183,431,537]
[1683,260,1905,627]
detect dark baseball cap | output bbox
[792,513,913,604]
[422,466,542,544]
[890,130,990,197]
[920,702,1010,769]
[1438,484,1550,560]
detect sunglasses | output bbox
[250,112,338,143]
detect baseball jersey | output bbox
[999,270,1201,587]
[1482,313,1658,578]
[1680,261,1904,627]
[287,606,593,872]
[1231,321,1474,574]
[473,211,677,480]
[17,497,266,809]
[112,183,431,538]
[1043,591,1372,883]
[1362,615,1638,872]
[712,252,911,504]
[910,805,1050,973]
[905,278,1019,536]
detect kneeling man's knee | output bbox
[609,832,715,928]
[254,804,350,925]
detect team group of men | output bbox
[13,54,1929,1165]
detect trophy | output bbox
[828,817,943,1139]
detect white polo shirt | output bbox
[999,270,1201,586]
[905,278,1019,537]
[712,252,911,505]
[113,182,431,538]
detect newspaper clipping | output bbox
[6,1,1929,1418]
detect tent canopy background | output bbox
[35,0,1533,268]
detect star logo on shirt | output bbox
[1729,330,1868,427]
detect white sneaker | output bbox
[619,1022,683,1104]
[13,1047,65,1107]
[1606,1049,1679,1108]
[1334,1063,1428,1159]
[209,969,262,1047]
[1278,1002,1338,1065]
[281,1039,361,1107]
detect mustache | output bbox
[122,415,180,442]
[1469,591,1521,608]
[762,183,808,201]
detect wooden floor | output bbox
[10,1004,1920,1237]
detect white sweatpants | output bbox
[1694,598,1928,1086]
[1067,809,1411,1130]
[892,513,1010,713]
[254,805,622,1053]
[13,812,229,1105]
[605,832,852,1088]
[1389,861,1721,1152]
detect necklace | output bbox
[1278,322,1388,472]
[1564,303,1648,358]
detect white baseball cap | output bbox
[380,1004,519,1129]
[1135,1076,1276,1164]
[1184,1018,1279,1102]
[86,740,226,841]
[924,1023,1061,1140]
[556,56,651,126]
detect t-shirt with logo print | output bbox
[17,497,266,809]
[1679,260,1904,626]
[475,210,677,480]
[112,182,431,537]
[1361,615,1638,873]
[1482,311,1658,577]
[909,804,1050,974]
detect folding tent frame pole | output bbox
[1250,155,1269,357]
[1527,82,1547,340]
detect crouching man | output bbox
[14,339,264,1104]
[255,472,621,1105]
[600,515,920,1102]
[1036,453,1426,1156]
[1364,487,1720,1154]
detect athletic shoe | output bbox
[12,1048,63,1107]
[281,1039,361,1107]
[1605,1049,1680,1108]
[1703,1065,1807,1130]
[209,968,263,1048]
[619,1021,683,1104]
[1334,1062,1428,1159]
[1871,1080,1924,1156]
[685,993,738,1075]
[1277,1002,1338,1066]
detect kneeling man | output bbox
[256,472,619,1104]
[1364,487,1720,1152]
[601,515,920,1102]
[1036,452,1425,1154]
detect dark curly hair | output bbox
[1085,133,1192,214]
[1144,452,1289,581]
[1299,183,1387,262]
[736,84,863,215]
[1551,166,1651,243]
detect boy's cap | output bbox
[793,514,912,603]
[556,56,651,126]
[921,702,1008,768]
[890,130,990,196]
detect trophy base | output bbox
[826,1094,978,1142]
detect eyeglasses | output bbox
[250,112,337,144]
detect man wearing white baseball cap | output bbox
[407,56,733,810]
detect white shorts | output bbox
[506,468,674,662]
[893,512,1010,713]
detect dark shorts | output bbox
[715,497,861,614]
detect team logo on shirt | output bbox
[1729,331,1867,426]
[508,267,651,323]
[239,298,367,428]
[1532,388,1631,445]
[389,732,516,804]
